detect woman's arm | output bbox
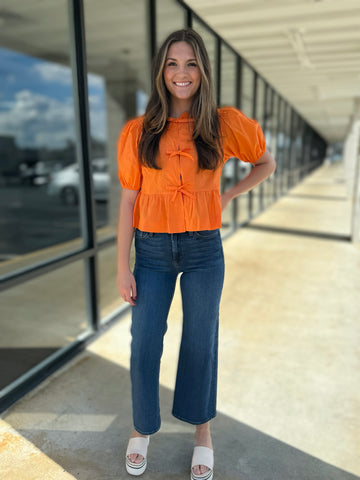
[221,149,276,211]
[116,188,139,306]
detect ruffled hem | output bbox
[133,190,222,233]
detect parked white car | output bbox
[47,158,110,205]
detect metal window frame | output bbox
[148,0,157,58]
[186,6,192,28]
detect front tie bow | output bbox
[166,148,194,162]
[166,148,195,201]
[166,183,194,202]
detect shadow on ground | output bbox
[4,351,359,480]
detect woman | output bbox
[117,28,276,479]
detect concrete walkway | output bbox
[1,161,359,480]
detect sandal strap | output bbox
[126,436,149,458]
[191,446,214,470]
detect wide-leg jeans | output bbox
[131,228,225,435]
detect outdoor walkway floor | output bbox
[1,161,359,480]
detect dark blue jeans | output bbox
[130,228,225,435]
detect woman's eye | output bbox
[167,62,176,66]
[188,63,197,67]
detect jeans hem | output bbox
[133,423,161,436]
[171,410,217,425]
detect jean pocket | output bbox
[135,229,154,239]
[193,229,220,239]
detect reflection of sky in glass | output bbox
[136,89,148,116]
[0,47,106,149]
[278,132,285,148]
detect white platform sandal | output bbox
[125,436,150,476]
[191,446,214,480]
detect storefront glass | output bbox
[0,1,83,277]
[83,0,149,316]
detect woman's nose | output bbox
[177,65,188,75]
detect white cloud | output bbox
[32,63,73,85]
[89,94,101,106]
[88,74,104,89]
[0,89,106,148]
[89,101,107,141]
[32,62,104,91]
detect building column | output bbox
[345,99,360,242]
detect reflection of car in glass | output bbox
[47,158,109,205]
[19,160,53,185]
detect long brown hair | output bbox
[138,28,223,170]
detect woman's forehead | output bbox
[167,41,196,58]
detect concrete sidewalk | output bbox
[1,161,359,480]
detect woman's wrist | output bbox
[223,189,235,203]
[118,262,131,273]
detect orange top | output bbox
[117,106,266,233]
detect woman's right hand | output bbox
[117,269,137,306]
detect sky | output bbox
[0,47,107,149]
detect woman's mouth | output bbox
[174,82,191,87]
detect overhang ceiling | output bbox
[185,0,360,143]
[1,0,359,144]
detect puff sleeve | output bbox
[117,117,143,190]
[220,107,266,163]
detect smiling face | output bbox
[163,41,201,115]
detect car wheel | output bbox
[60,186,78,206]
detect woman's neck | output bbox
[169,110,187,119]
[169,100,191,119]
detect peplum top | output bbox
[117,106,266,233]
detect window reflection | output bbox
[220,45,236,107]
[0,1,81,273]
[256,77,265,126]
[0,259,88,390]
[192,20,216,87]
[241,63,254,118]
[84,0,149,312]
[0,43,110,276]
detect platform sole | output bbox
[126,458,147,476]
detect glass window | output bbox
[294,114,304,183]
[261,86,274,207]
[289,111,298,177]
[98,242,136,321]
[0,2,81,276]
[220,44,236,107]
[268,89,278,158]
[256,77,265,126]
[283,104,292,190]
[0,260,88,391]
[276,98,286,194]
[157,0,186,46]
[84,0,149,312]
[220,157,237,235]
[192,20,216,89]
[241,63,254,118]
